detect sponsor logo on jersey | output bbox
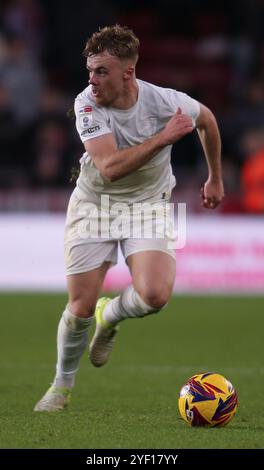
[79,106,93,114]
[79,106,93,128]
[81,125,100,136]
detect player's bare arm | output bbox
[84,107,193,182]
[196,103,224,209]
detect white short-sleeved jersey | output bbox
[74,79,200,203]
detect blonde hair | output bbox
[83,24,139,62]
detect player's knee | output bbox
[139,286,170,310]
[69,298,95,318]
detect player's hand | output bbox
[201,178,224,209]
[160,108,194,145]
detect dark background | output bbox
[1,0,264,212]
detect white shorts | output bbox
[64,190,176,275]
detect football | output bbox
[178,372,238,427]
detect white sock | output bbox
[102,286,160,325]
[54,307,93,389]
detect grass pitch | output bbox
[0,293,263,449]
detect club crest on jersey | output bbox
[79,106,93,128]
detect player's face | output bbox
[87,51,127,107]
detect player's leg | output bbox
[89,240,175,367]
[34,262,110,412]
[102,249,175,325]
[128,250,175,307]
[55,263,111,386]
[34,189,118,410]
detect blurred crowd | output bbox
[0,0,264,212]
